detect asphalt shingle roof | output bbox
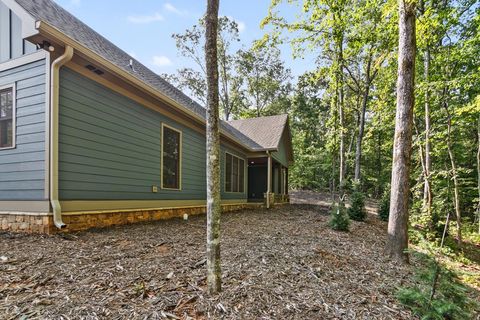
[14,0,267,150]
[228,114,289,150]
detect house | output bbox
[0,0,293,233]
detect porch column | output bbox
[267,153,272,208]
[282,167,286,195]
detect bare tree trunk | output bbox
[423,48,433,221]
[338,38,346,192]
[354,61,371,182]
[220,47,231,120]
[376,119,383,198]
[345,98,360,179]
[477,114,480,234]
[443,98,462,247]
[387,0,416,264]
[330,91,338,201]
[205,0,221,294]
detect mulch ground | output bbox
[1,201,421,319]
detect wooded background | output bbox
[167,0,480,244]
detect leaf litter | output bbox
[0,193,423,319]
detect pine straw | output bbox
[0,203,417,319]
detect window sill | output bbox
[0,145,16,151]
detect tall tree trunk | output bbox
[376,125,383,198]
[338,37,346,192]
[443,98,462,247]
[220,48,231,120]
[205,0,222,294]
[387,0,416,264]
[477,114,480,234]
[345,98,360,179]
[354,59,371,182]
[423,48,433,222]
[330,89,338,201]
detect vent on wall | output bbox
[85,64,104,75]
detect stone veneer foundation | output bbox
[0,203,263,234]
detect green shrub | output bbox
[329,200,350,231]
[348,183,367,221]
[397,256,478,320]
[378,188,390,221]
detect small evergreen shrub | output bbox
[378,188,390,221]
[329,200,350,231]
[348,183,367,221]
[397,255,478,320]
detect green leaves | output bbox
[329,200,350,231]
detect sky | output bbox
[52,0,316,79]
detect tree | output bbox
[261,0,352,194]
[348,182,367,221]
[205,0,221,294]
[235,46,292,117]
[329,198,350,231]
[418,0,433,222]
[336,0,391,184]
[170,16,241,120]
[262,0,480,252]
[387,0,416,264]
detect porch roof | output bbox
[228,114,289,150]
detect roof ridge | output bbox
[227,114,288,123]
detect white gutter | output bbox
[50,46,74,229]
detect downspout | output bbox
[266,151,272,209]
[50,46,74,229]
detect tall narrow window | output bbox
[0,87,14,149]
[225,152,245,193]
[162,124,181,189]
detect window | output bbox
[225,153,245,193]
[162,124,182,189]
[0,86,14,149]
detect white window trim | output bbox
[224,151,246,194]
[0,83,16,150]
[160,123,182,191]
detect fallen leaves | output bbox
[0,194,426,319]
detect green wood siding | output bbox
[58,68,247,201]
[271,130,289,167]
[0,58,47,200]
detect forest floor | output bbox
[1,192,478,319]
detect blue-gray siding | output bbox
[59,68,247,200]
[0,58,47,200]
[0,1,36,63]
